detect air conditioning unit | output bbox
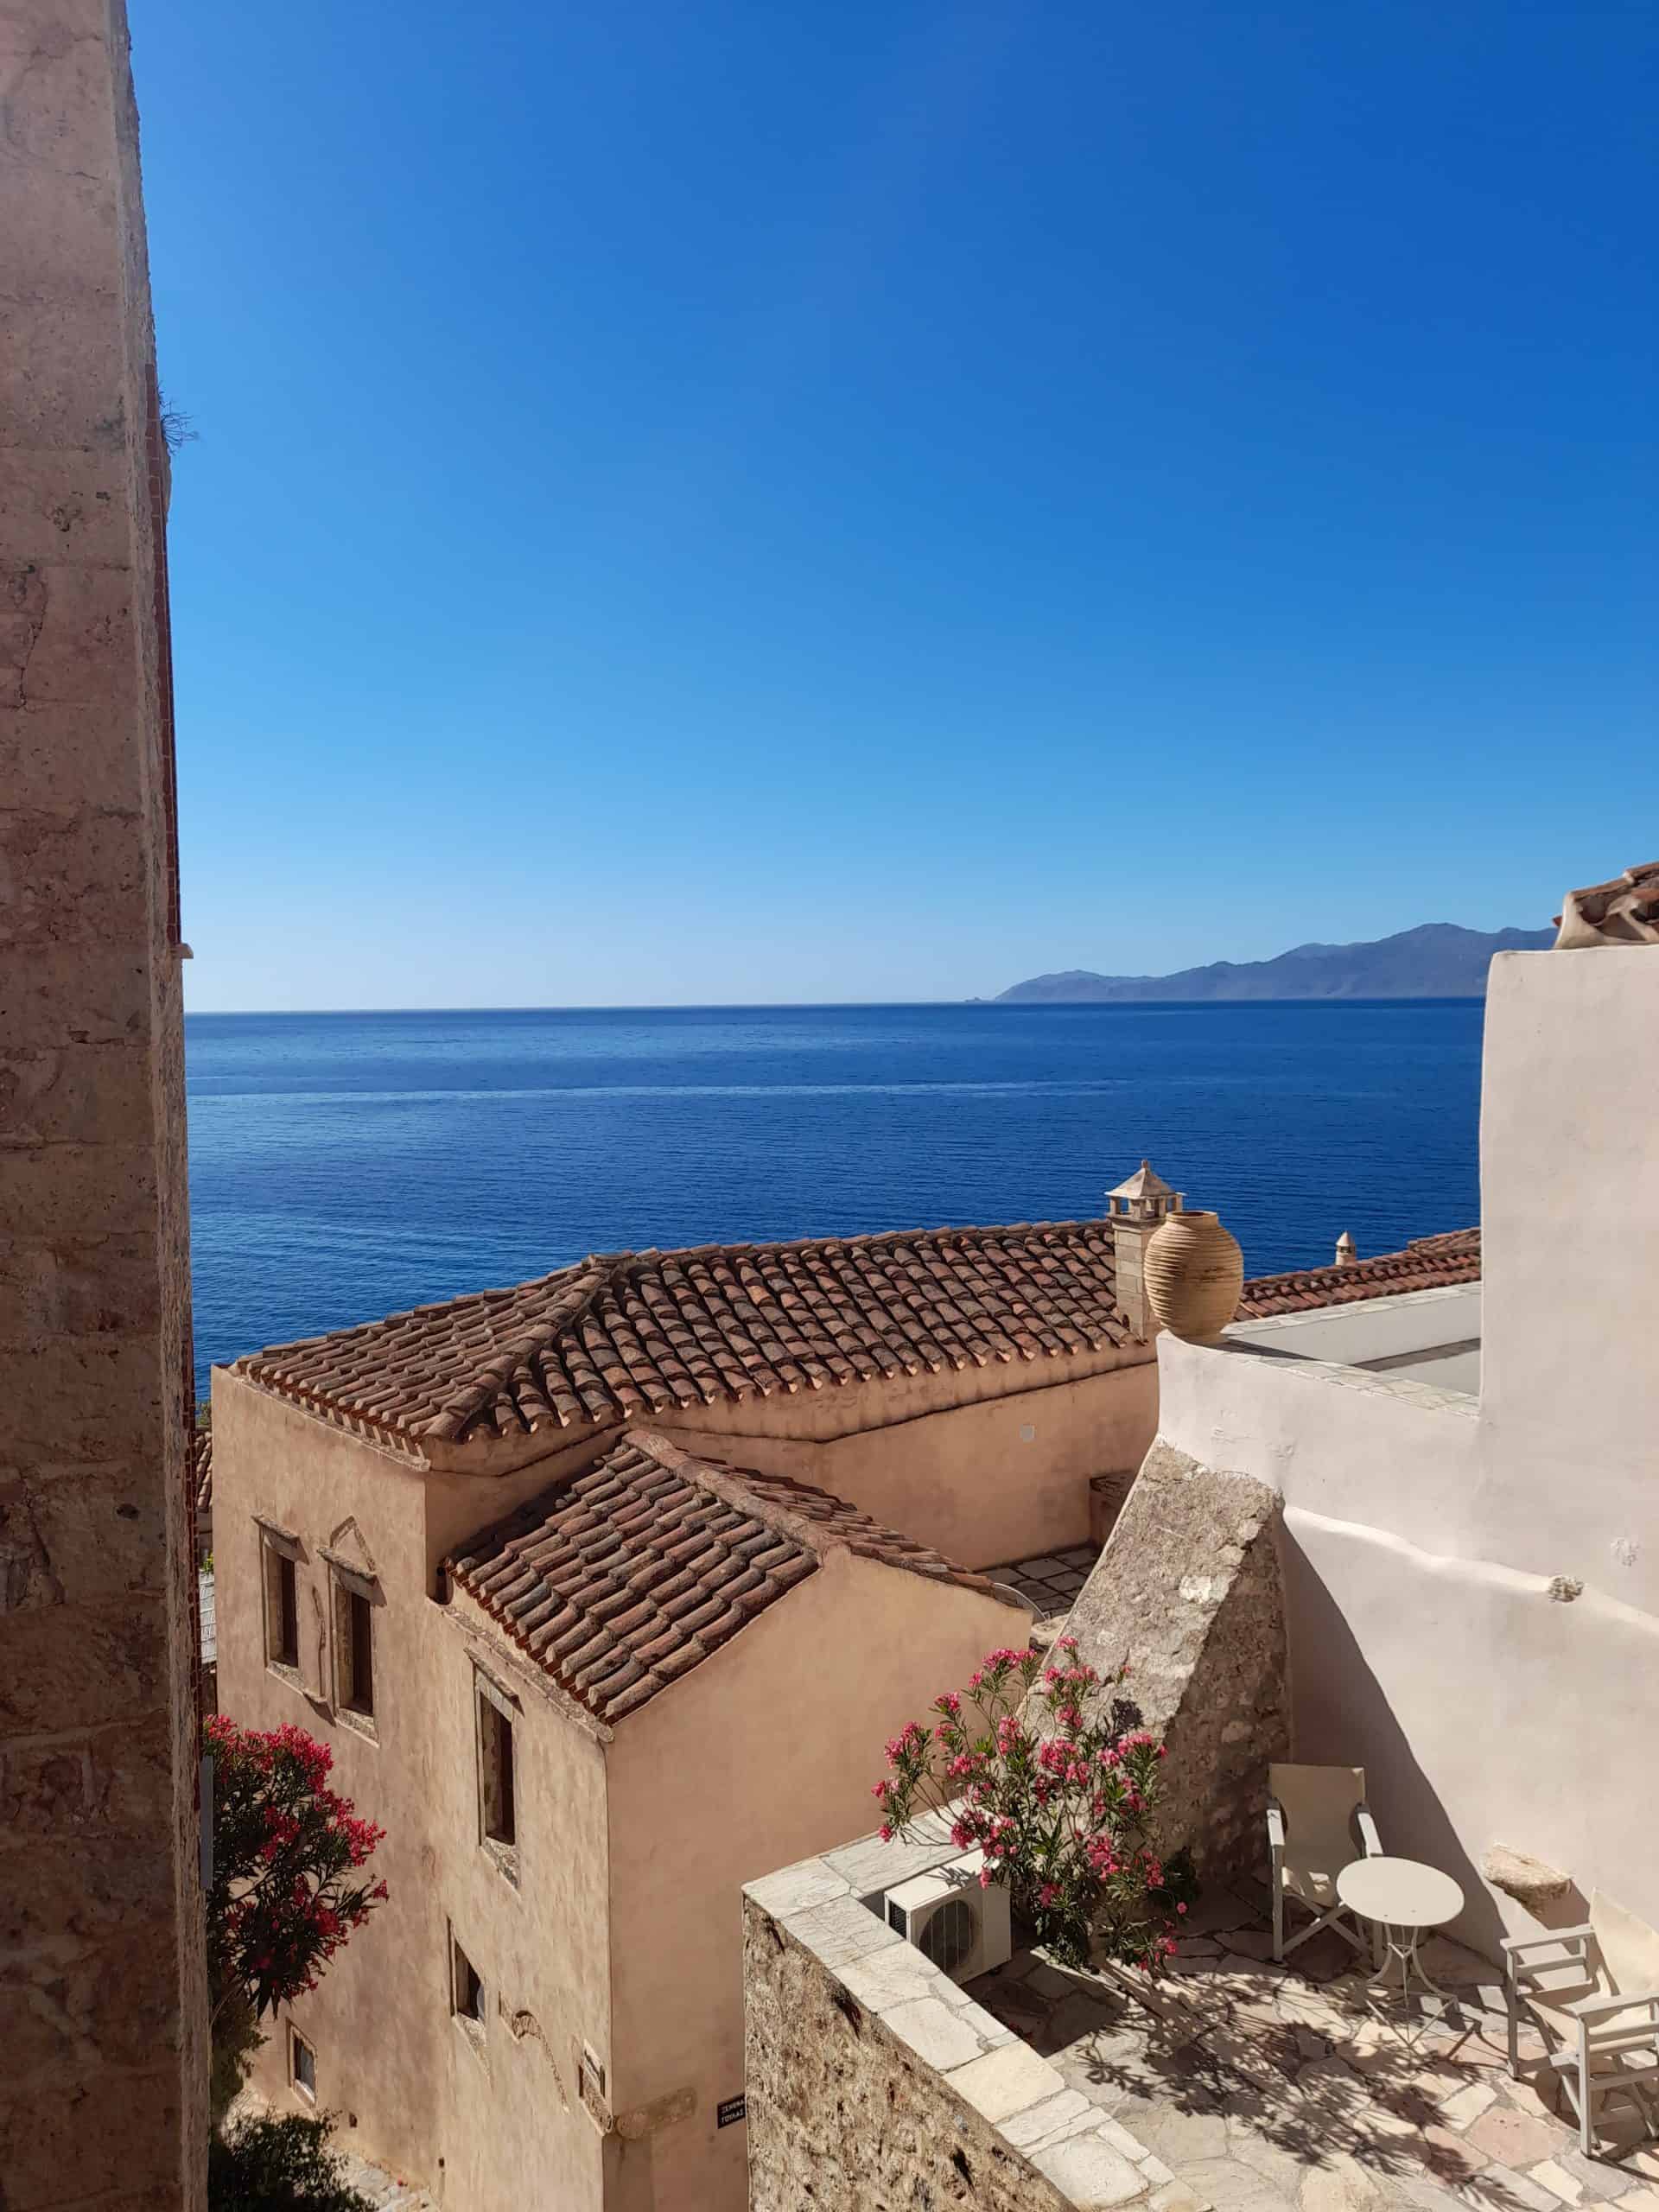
[884,1851,1012,1984]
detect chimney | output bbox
[1335,1231,1357,1267]
[1105,1160,1184,1340]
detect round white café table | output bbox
[1337,1855,1465,2031]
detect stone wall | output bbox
[1065,1441,1289,1885]
[1,0,207,2203]
[744,1837,1174,2212]
[745,1910,1066,2212]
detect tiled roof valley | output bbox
[445,1428,1020,1726]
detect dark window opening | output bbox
[480,1693,516,1847]
[452,1937,485,2027]
[279,1560,298,1665]
[580,2044,607,2107]
[340,1586,374,1716]
[266,1543,299,1671]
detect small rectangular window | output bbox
[451,1935,485,2031]
[347,1590,373,1710]
[577,2041,609,2127]
[279,1560,299,1664]
[477,1681,516,1855]
[264,1538,299,1673]
[333,1573,376,1722]
[290,2026,316,2101]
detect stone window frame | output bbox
[473,1666,520,1887]
[448,1923,487,2054]
[322,1550,378,1741]
[288,2022,317,2104]
[257,1518,303,1687]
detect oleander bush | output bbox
[203,1715,388,2121]
[874,1637,1197,1971]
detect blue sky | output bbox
[138,2,1656,1009]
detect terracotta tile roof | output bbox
[234,1222,1137,1449]
[193,1418,213,1514]
[1554,860,1659,949]
[1238,1228,1480,1318]
[447,1429,1020,1723]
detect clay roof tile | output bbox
[232,1219,1147,1447]
[1238,1227,1480,1318]
[444,1428,1019,1723]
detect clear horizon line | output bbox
[181,993,1491,1018]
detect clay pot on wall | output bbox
[1144,1211,1243,1341]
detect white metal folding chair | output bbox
[1503,1889,1659,2158]
[1267,1763,1382,1963]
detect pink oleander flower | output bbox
[203,1714,389,2024]
[867,1644,1193,1973]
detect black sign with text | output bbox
[717,2095,747,2129]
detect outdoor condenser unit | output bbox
[884,1850,1012,1984]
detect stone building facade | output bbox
[212,1387,1028,2212]
[208,1209,1192,2209]
[209,1195,1480,2209]
[1,0,207,2202]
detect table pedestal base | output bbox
[1363,1922,1452,2040]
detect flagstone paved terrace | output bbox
[988,1541,1101,1615]
[966,1886,1659,2212]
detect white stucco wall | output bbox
[1157,1336,1658,1950]
[1152,947,1659,1953]
[1478,948,1659,1616]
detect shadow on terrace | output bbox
[969,1885,1658,2212]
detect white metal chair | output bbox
[1267,1763,1382,1963]
[1503,1889,1659,2158]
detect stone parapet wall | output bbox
[743,1833,1176,2212]
[1065,1441,1289,1885]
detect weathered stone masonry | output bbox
[745,1901,1087,2212]
[1,0,208,2203]
[1065,1440,1290,1885]
[743,1837,1179,2212]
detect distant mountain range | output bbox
[995,922,1556,1003]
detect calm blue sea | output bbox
[185,1001,1484,1389]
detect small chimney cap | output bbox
[1335,1231,1357,1265]
[1105,1159,1185,1222]
[1108,1160,1175,1202]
